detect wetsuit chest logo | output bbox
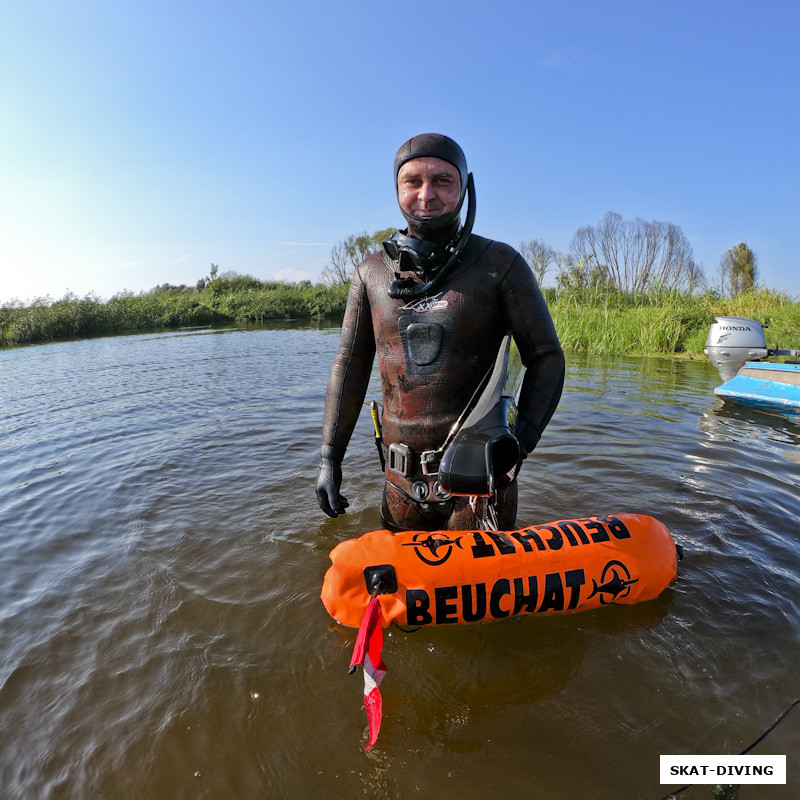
[400,293,448,313]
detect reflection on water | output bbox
[0,332,797,799]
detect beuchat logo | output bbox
[402,532,466,566]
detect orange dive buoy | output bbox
[322,514,679,628]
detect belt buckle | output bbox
[420,449,440,476]
[388,443,412,477]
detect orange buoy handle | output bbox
[321,514,679,628]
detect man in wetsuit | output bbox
[316,133,564,531]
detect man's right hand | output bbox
[316,446,349,518]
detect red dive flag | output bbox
[349,595,387,751]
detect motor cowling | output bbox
[704,316,768,382]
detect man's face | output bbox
[397,157,461,221]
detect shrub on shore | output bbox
[0,279,350,347]
[1,291,229,346]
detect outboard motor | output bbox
[704,316,768,382]
[705,316,800,383]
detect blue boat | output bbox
[704,316,800,415]
[714,361,800,414]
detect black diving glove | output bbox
[316,444,349,518]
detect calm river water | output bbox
[0,326,798,800]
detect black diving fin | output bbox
[437,334,521,497]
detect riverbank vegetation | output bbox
[545,285,798,357]
[2,278,796,356]
[0,273,349,347]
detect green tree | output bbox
[720,242,757,296]
[556,255,614,291]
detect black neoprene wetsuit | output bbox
[321,233,565,531]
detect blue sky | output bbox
[1,0,798,303]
